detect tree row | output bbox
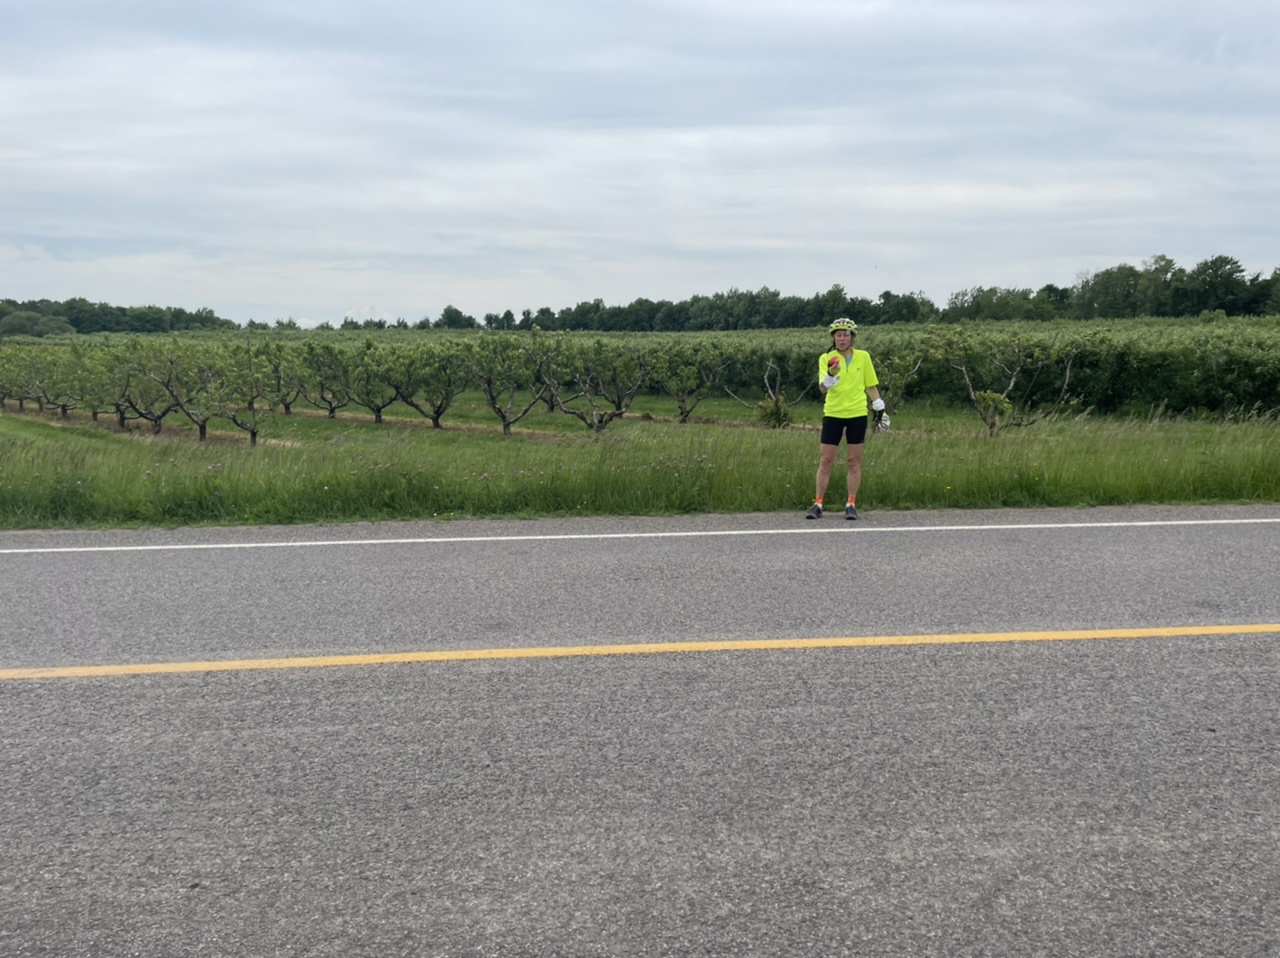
[3,324,1277,444]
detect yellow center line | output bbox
[3,624,1279,681]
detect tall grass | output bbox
[2,398,1279,528]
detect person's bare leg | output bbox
[846,443,864,502]
[815,443,838,502]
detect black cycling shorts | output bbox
[820,415,868,447]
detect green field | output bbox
[3,393,1278,529]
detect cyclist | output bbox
[806,317,885,520]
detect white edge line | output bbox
[2,517,1279,555]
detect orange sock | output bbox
[847,496,856,506]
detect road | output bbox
[2,504,1278,957]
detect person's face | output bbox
[832,330,853,350]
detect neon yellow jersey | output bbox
[818,349,879,417]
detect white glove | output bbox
[821,374,840,389]
[870,398,885,412]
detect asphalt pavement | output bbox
[2,504,1278,957]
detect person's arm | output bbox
[860,352,881,409]
[820,355,840,393]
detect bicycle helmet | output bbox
[828,317,857,333]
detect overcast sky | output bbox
[2,0,1277,326]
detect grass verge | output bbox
[2,397,1278,528]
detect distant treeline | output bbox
[271,253,1280,332]
[5,252,1277,338]
[0,299,237,338]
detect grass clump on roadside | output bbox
[859,409,1280,510]
[1,397,1279,528]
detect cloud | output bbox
[2,0,1278,324]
